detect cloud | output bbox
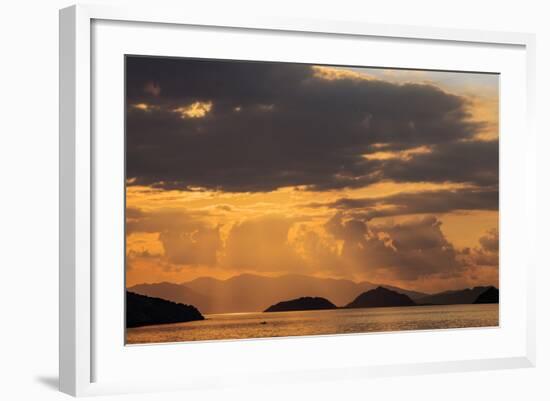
[131,103,159,112]
[309,187,498,219]
[173,101,213,119]
[144,81,161,97]
[126,207,209,233]
[379,139,498,188]
[126,57,496,192]
[126,208,221,267]
[325,214,464,281]
[222,215,304,272]
[159,227,221,265]
[463,228,499,267]
[126,206,497,287]
[128,210,308,273]
[311,66,375,81]
[479,228,499,252]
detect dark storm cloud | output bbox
[126,56,311,106]
[309,187,498,219]
[126,56,496,192]
[379,139,499,188]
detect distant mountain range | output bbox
[415,286,496,305]
[126,291,204,328]
[129,273,428,314]
[264,296,337,312]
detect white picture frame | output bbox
[59,4,536,397]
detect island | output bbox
[473,286,499,304]
[126,291,204,328]
[264,296,337,312]
[345,286,416,309]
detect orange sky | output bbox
[125,61,499,294]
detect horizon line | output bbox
[126,272,499,295]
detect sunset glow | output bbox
[125,57,499,302]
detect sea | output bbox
[126,303,498,345]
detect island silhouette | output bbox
[473,286,499,304]
[264,296,337,312]
[126,291,204,328]
[345,287,416,309]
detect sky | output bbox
[125,56,499,294]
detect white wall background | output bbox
[0,0,547,399]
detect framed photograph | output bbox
[59,4,536,397]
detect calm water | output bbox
[126,304,498,345]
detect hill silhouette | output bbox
[473,286,499,304]
[345,287,416,309]
[130,282,209,311]
[126,291,204,328]
[264,296,337,312]
[129,274,427,314]
[416,286,494,305]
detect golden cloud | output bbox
[362,145,432,161]
[312,66,376,81]
[131,103,158,112]
[173,101,213,119]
